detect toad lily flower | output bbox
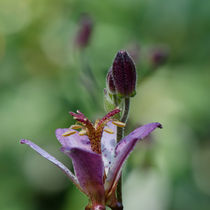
[20,108,162,210]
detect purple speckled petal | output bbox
[56,128,91,151]
[20,139,81,190]
[62,147,105,205]
[101,121,117,174]
[105,122,162,194]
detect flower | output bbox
[20,108,162,209]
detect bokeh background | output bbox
[1,0,210,209]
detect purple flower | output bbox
[20,108,162,209]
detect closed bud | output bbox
[150,47,169,67]
[112,50,136,97]
[106,68,116,94]
[75,14,93,49]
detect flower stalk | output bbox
[116,97,130,204]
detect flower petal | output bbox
[101,121,117,174]
[105,122,162,194]
[20,139,81,189]
[62,147,105,205]
[56,128,91,151]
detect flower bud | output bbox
[112,50,136,97]
[150,47,169,67]
[106,68,116,94]
[75,14,93,49]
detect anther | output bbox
[104,128,114,134]
[112,120,126,128]
[62,130,77,137]
[79,130,87,136]
[70,125,83,130]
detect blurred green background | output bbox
[1,0,210,209]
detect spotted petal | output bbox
[56,128,91,151]
[105,122,162,194]
[101,121,117,174]
[62,147,105,206]
[20,139,80,189]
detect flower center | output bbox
[62,108,125,154]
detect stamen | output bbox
[62,130,77,137]
[69,108,123,154]
[112,120,126,127]
[104,128,114,134]
[79,130,87,136]
[70,111,94,131]
[70,125,83,130]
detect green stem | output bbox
[121,97,130,123]
[116,97,130,205]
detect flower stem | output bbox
[121,97,130,123]
[116,97,130,205]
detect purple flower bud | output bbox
[106,68,116,94]
[150,47,169,67]
[112,50,137,97]
[75,14,93,49]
